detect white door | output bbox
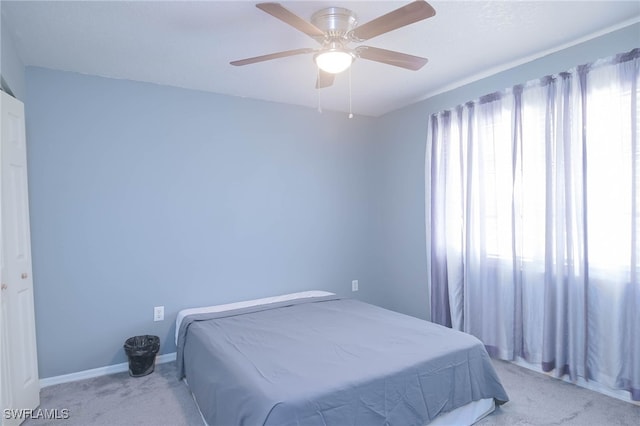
[0,91,40,425]
[0,89,5,424]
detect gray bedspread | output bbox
[176,296,508,426]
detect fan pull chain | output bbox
[348,66,353,119]
[317,67,323,114]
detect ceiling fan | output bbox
[230,1,436,89]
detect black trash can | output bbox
[124,335,160,377]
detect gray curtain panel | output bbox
[426,48,639,401]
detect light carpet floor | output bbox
[24,359,639,425]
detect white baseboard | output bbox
[39,352,177,388]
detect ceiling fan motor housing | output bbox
[311,7,358,42]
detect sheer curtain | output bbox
[426,48,639,400]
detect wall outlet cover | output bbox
[153,306,164,322]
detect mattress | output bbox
[176,292,508,425]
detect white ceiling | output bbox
[2,1,639,116]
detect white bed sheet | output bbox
[175,290,335,344]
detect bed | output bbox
[176,291,508,426]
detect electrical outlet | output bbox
[352,280,359,292]
[154,306,164,322]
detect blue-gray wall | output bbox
[1,10,26,100]
[25,68,384,378]
[368,23,640,321]
[23,23,638,379]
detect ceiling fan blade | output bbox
[315,70,335,89]
[350,0,436,41]
[356,46,428,70]
[256,3,325,40]
[230,48,314,66]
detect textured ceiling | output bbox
[2,1,639,116]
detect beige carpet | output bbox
[24,359,639,425]
[477,360,639,425]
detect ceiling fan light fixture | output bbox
[314,49,353,74]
